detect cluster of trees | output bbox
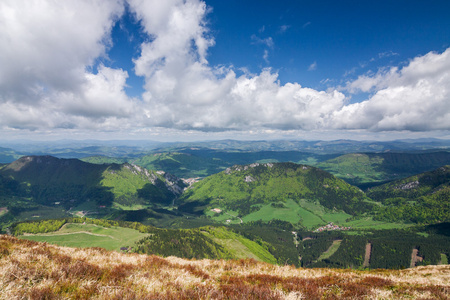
[133,228,233,260]
[231,220,300,266]
[299,228,450,269]
[373,188,450,223]
[296,231,346,267]
[12,219,67,235]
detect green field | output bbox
[341,217,409,230]
[241,199,352,230]
[317,240,342,261]
[17,206,70,221]
[206,209,242,225]
[19,223,149,251]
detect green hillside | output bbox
[317,151,450,189]
[14,218,278,264]
[80,155,127,165]
[368,166,450,223]
[0,156,185,227]
[130,152,227,178]
[178,162,372,228]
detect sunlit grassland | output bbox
[241,199,352,230]
[19,223,149,251]
[112,203,147,210]
[317,240,342,261]
[242,199,321,229]
[205,208,242,224]
[100,166,149,197]
[201,227,277,264]
[341,217,410,230]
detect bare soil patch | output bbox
[363,242,371,268]
[410,248,423,268]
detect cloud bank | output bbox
[0,0,449,137]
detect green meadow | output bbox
[340,217,410,230]
[241,199,352,230]
[19,223,149,251]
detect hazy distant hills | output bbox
[156,138,450,153]
[1,138,449,164]
[82,150,337,179]
[317,151,450,189]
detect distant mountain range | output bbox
[1,138,449,163]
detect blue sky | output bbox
[0,0,449,141]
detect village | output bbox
[313,222,351,232]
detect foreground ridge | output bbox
[0,235,449,299]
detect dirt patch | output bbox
[0,207,8,217]
[410,248,423,268]
[363,243,371,268]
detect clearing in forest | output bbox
[18,223,148,251]
[317,239,342,261]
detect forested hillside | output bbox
[369,166,450,223]
[317,151,450,189]
[0,156,187,229]
[178,162,372,221]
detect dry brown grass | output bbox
[1,234,449,299]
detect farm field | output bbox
[18,223,148,251]
[340,217,410,230]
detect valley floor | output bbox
[1,235,449,299]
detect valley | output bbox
[0,139,449,272]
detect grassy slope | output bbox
[14,220,277,264]
[200,227,277,264]
[1,235,449,299]
[179,162,371,227]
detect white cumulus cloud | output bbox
[336,48,450,131]
[0,0,448,137]
[0,0,135,131]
